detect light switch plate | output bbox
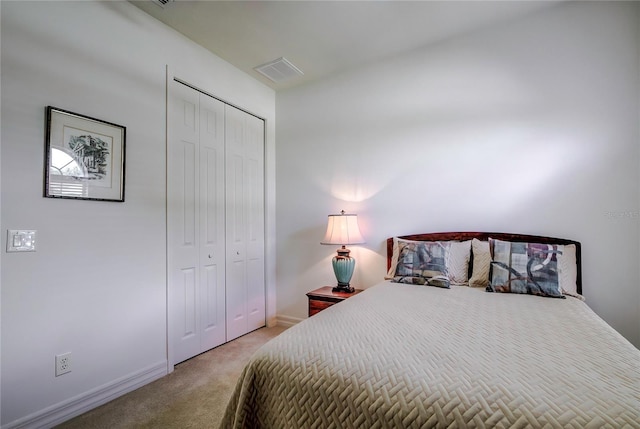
[7,230,37,252]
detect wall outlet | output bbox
[55,352,72,376]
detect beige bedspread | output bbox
[221,282,640,428]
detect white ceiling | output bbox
[130,0,559,91]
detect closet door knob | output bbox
[208,254,213,259]
[237,251,240,256]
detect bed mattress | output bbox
[221,282,640,428]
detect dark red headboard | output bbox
[386,232,582,294]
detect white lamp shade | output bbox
[321,212,365,245]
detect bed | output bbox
[221,232,640,428]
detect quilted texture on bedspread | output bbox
[221,283,640,428]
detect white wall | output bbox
[276,1,640,348]
[0,1,275,427]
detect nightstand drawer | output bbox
[309,299,335,316]
[306,286,364,317]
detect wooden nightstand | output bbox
[306,286,364,317]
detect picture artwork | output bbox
[45,106,125,202]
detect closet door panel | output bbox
[225,106,246,340]
[246,256,265,330]
[201,264,222,346]
[199,94,226,350]
[225,105,265,339]
[226,258,248,341]
[174,268,199,363]
[228,155,245,247]
[245,114,265,330]
[168,83,201,364]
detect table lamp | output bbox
[321,210,365,293]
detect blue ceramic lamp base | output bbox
[331,246,356,293]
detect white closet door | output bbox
[244,113,266,332]
[168,81,226,364]
[225,105,265,341]
[198,93,226,352]
[168,83,200,364]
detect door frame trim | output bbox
[173,77,265,122]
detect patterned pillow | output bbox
[488,238,565,298]
[387,238,451,288]
[392,274,450,288]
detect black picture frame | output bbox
[44,106,126,202]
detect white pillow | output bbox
[385,237,403,278]
[469,238,491,287]
[448,240,471,285]
[558,244,582,300]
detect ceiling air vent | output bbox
[152,0,174,9]
[254,57,304,84]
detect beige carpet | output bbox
[55,326,287,429]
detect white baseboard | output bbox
[3,361,167,429]
[266,315,279,328]
[276,314,304,327]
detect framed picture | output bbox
[44,106,126,202]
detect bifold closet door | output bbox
[168,81,226,364]
[225,105,266,341]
